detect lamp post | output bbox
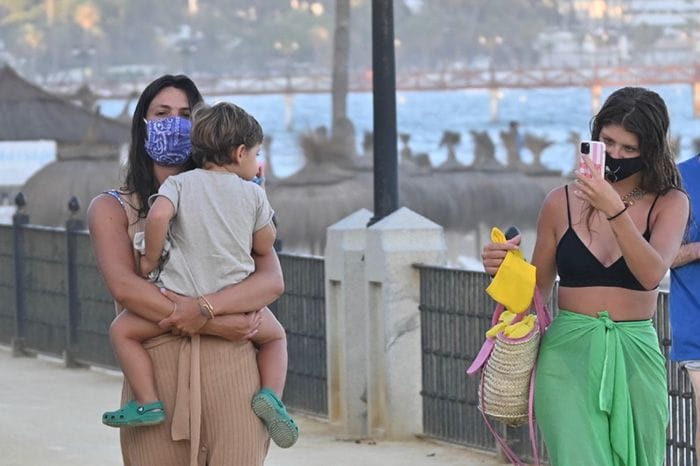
[478,34,503,68]
[71,44,95,83]
[73,2,99,83]
[478,34,504,122]
[274,40,300,130]
[274,39,300,90]
[175,25,201,74]
[368,0,398,226]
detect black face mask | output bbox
[604,154,644,182]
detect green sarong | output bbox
[534,310,667,466]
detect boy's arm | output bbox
[141,196,176,275]
[252,222,276,257]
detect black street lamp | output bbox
[368,0,398,226]
[274,39,300,89]
[71,45,95,83]
[174,25,201,74]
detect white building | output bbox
[565,0,700,28]
[624,0,700,27]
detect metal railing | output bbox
[271,254,327,417]
[0,215,328,418]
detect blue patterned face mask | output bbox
[144,116,192,166]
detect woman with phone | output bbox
[481,87,688,465]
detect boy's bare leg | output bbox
[249,307,298,448]
[250,307,288,396]
[109,310,168,404]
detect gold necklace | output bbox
[621,187,645,207]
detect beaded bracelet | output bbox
[606,205,628,221]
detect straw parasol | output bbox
[264,119,562,253]
[22,157,122,227]
[1,64,129,226]
[268,172,373,254]
[21,109,125,226]
[268,168,555,254]
[0,65,129,145]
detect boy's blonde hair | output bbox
[191,102,263,167]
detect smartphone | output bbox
[504,226,520,241]
[578,140,606,178]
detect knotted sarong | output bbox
[534,310,667,466]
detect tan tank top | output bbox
[102,189,207,466]
[102,190,146,314]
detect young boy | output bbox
[103,102,298,449]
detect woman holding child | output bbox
[89,75,283,465]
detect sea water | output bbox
[0,140,56,186]
[3,84,698,183]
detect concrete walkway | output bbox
[0,346,502,466]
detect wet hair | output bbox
[578,87,686,236]
[190,102,263,167]
[591,86,681,194]
[122,74,203,218]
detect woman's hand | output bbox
[205,311,263,342]
[158,288,208,335]
[481,235,521,276]
[574,155,626,217]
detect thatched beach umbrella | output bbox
[267,122,562,253]
[268,172,373,254]
[401,171,550,232]
[523,133,559,176]
[22,157,122,227]
[0,65,129,146]
[21,110,125,226]
[268,167,554,254]
[0,64,129,226]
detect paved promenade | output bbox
[0,346,501,466]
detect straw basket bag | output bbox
[466,287,551,465]
[480,321,541,426]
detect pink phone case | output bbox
[579,141,605,178]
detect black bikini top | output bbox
[555,185,659,291]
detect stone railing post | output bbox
[324,208,373,438]
[364,207,446,438]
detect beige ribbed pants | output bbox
[120,335,269,466]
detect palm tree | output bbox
[331,0,353,154]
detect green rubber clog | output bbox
[252,388,299,448]
[102,400,166,428]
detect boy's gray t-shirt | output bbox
[152,168,274,296]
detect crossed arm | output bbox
[87,194,284,339]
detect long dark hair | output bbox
[122,74,203,218]
[591,86,681,195]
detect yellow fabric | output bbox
[485,227,536,314]
[503,314,536,338]
[485,310,517,338]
